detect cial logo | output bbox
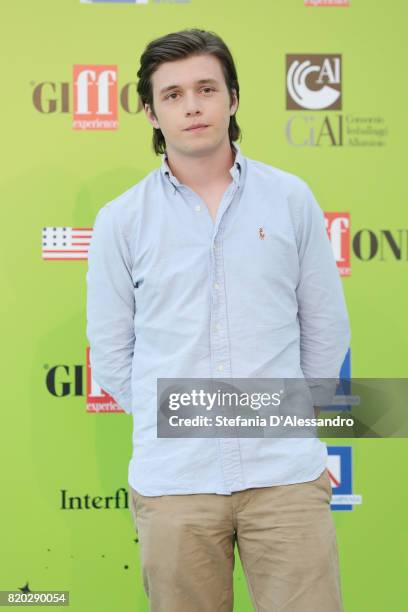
[285,52,388,146]
[286,54,341,111]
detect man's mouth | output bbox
[184,124,209,132]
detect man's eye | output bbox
[165,87,215,101]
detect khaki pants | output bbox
[128,469,343,612]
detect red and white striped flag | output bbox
[42,227,93,260]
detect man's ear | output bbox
[144,103,160,129]
[230,88,239,116]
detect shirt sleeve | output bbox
[295,183,351,407]
[86,204,136,414]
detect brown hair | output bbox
[136,28,242,155]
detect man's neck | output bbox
[165,138,235,191]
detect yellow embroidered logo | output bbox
[259,227,265,240]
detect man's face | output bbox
[144,53,238,156]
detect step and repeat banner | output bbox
[2,1,407,610]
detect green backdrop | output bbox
[1,1,407,610]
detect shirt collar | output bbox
[160,141,243,189]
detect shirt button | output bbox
[195,205,201,212]
[217,364,224,372]
[214,283,220,290]
[215,323,221,331]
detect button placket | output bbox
[172,172,244,493]
[209,185,245,494]
[209,181,241,378]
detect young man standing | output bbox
[86,29,350,612]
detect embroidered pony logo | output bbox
[259,227,266,240]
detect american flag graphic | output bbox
[42,227,93,260]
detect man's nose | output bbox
[184,92,202,115]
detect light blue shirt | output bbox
[86,142,351,496]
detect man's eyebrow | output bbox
[159,78,219,96]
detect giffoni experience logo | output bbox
[31,65,140,130]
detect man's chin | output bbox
[174,139,217,156]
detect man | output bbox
[86,28,350,612]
